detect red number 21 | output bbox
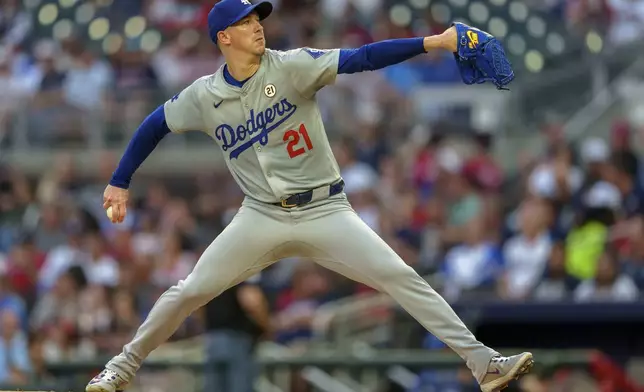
[283,124,314,159]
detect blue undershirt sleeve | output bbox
[337,37,427,74]
[109,105,170,189]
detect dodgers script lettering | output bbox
[215,98,297,159]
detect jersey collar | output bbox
[223,64,251,88]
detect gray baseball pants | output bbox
[106,194,497,383]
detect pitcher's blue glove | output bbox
[451,22,514,90]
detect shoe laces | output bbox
[491,356,510,364]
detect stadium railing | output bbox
[0,348,596,392]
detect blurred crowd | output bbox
[543,0,644,45]
[0,0,643,390]
[1,0,644,147]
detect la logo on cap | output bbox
[241,0,251,4]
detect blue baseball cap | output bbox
[208,0,273,44]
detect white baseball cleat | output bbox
[479,352,534,392]
[86,368,129,392]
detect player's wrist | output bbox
[108,178,130,190]
[423,26,457,53]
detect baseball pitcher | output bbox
[87,1,531,391]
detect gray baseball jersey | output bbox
[163,48,342,203]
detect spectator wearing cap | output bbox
[574,247,639,302]
[565,181,620,280]
[499,198,554,300]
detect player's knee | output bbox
[176,279,215,306]
[377,261,418,285]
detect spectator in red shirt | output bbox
[463,133,504,194]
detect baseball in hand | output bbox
[106,206,113,220]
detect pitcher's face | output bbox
[222,12,266,56]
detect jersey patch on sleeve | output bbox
[303,48,329,59]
